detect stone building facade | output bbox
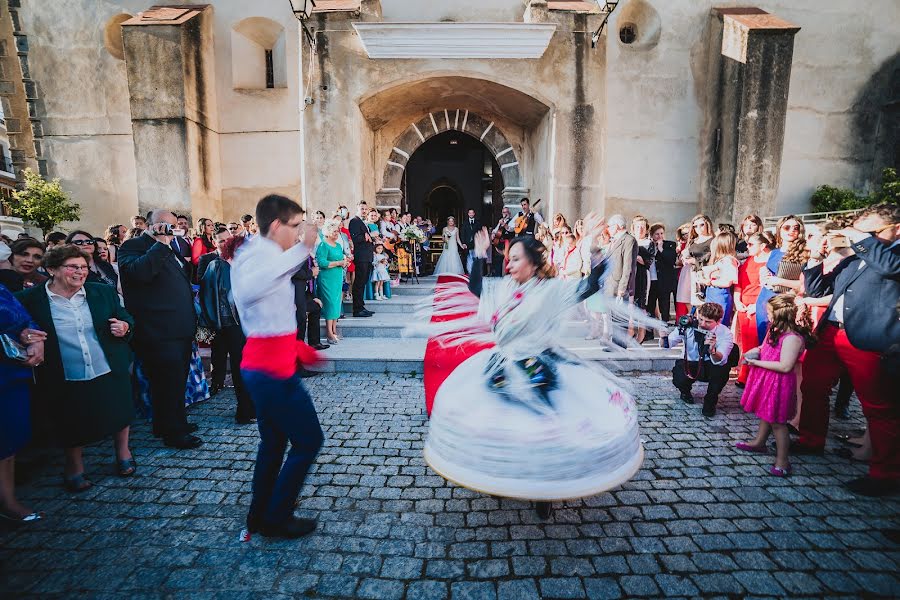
[1,0,897,234]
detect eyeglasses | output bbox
[60,264,89,271]
[780,224,801,232]
[71,239,95,246]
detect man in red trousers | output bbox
[797,204,899,497]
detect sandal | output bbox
[735,442,768,454]
[769,465,792,477]
[117,458,137,477]
[63,473,93,492]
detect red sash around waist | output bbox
[241,333,320,379]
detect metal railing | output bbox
[762,208,862,229]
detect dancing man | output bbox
[231,195,323,539]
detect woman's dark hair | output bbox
[45,231,67,246]
[509,235,556,279]
[10,238,46,256]
[197,218,216,250]
[42,245,90,271]
[65,230,95,245]
[105,224,124,245]
[255,194,304,236]
[93,238,110,263]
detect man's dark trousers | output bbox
[242,370,324,526]
[138,338,192,437]
[672,359,730,409]
[296,293,323,346]
[352,260,373,314]
[210,325,255,421]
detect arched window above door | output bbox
[231,17,286,90]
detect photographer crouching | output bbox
[667,302,738,417]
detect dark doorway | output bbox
[403,130,503,230]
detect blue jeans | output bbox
[241,370,324,525]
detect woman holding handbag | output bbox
[0,283,45,524]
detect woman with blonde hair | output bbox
[316,219,350,344]
[550,213,569,237]
[756,215,806,341]
[698,231,739,325]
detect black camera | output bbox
[677,314,698,335]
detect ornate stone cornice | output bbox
[351,22,557,59]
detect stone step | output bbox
[308,337,679,374]
[342,295,427,314]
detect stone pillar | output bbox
[700,8,800,224]
[122,5,219,221]
[375,188,402,210]
[501,187,530,207]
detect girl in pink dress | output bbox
[735,294,814,477]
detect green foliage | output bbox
[6,168,80,234]
[810,168,900,213]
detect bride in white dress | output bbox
[433,217,465,276]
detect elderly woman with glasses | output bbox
[15,245,137,492]
[65,230,118,288]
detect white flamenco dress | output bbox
[433,227,465,276]
[423,256,644,501]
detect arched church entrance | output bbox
[404,131,503,230]
[376,109,528,219]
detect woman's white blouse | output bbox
[45,286,111,381]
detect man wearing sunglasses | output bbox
[797,203,899,497]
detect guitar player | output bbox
[508,198,544,237]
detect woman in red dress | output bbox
[733,233,771,387]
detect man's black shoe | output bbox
[679,391,693,404]
[186,422,199,433]
[845,476,899,497]
[163,434,203,449]
[702,398,717,417]
[312,343,330,351]
[258,516,317,539]
[298,368,319,378]
[789,441,824,456]
[353,311,373,318]
[153,422,198,438]
[209,383,223,397]
[236,417,257,425]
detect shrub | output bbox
[810,168,900,213]
[6,168,80,234]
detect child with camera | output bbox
[736,294,814,477]
[667,302,737,417]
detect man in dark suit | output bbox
[797,203,899,496]
[348,201,374,318]
[461,208,481,275]
[646,223,678,323]
[118,209,202,449]
[172,215,194,277]
[292,254,330,359]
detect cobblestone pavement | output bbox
[2,373,899,599]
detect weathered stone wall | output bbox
[12,0,900,234]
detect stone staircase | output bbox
[313,276,680,375]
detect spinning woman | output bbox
[423,214,646,518]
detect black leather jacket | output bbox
[199,256,239,329]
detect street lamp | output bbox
[590,1,619,48]
[287,0,317,47]
[288,0,316,20]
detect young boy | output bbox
[668,302,736,417]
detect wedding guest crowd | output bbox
[0,196,897,533]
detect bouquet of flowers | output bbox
[402,226,426,244]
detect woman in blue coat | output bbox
[0,283,45,524]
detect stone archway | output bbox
[376,109,528,207]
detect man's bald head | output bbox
[150,210,176,225]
